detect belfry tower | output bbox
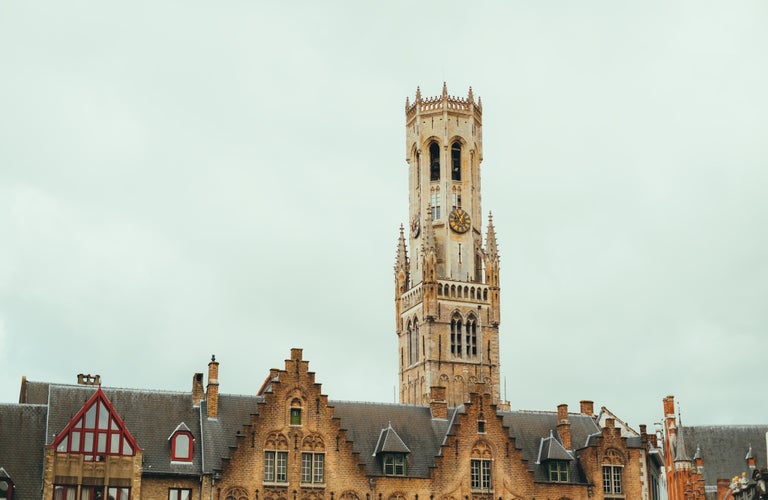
[395,84,505,408]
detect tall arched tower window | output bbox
[406,320,413,365]
[450,313,463,356]
[429,142,440,181]
[410,317,419,365]
[466,314,477,357]
[451,141,461,181]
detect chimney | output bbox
[649,434,658,447]
[429,386,448,419]
[556,404,572,449]
[580,400,594,416]
[192,372,204,407]
[640,424,649,446]
[663,395,675,417]
[605,417,616,429]
[206,355,220,419]
[77,374,101,385]
[694,446,704,471]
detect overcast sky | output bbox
[1,1,766,431]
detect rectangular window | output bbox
[169,489,191,500]
[80,486,103,500]
[108,487,130,500]
[470,458,491,491]
[53,486,77,500]
[603,465,623,495]
[548,461,569,482]
[431,192,441,220]
[290,408,302,426]
[265,450,289,483]
[383,454,406,476]
[301,452,325,484]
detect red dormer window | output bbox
[169,424,194,462]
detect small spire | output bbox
[485,212,498,258]
[442,81,448,98]
[468,86,474,103]
[674,411,691,462]
[415,86,422,102]
[477,96,482,109]
[395,224,408,269]
[405,96,410,109]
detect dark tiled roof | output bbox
[681,425,768,488]
[46,385,203,475]
[0,403,48,498]
[201,394,262,473]
[330,402,452,478]
[19,380,50,405]
[500,410,602,484]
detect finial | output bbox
[399,223,404,235]
[477,96,482,108]
[468,86,474,103]
[442,81,448,98]
[415,86,422,102]
[211,354,216,362]
[405,96,410,109]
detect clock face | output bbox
[410,214,421,238]
[448,208,471,233]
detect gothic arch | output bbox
[603,447,626,465]
[339,491,360,500]
[388,492,407,500]
[224,486,249,500]
[301,433,325,451]
[265,431,289,450]
[471,439,494,459]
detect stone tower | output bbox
[395,84,504,408]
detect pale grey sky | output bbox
[1,1,766,431]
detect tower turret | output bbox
[395,84,505,408]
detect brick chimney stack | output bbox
[580,400,594,416]
[429,386,448,419]
[192,372,204,407]
[206,355,220,419]
[556,404,572,449]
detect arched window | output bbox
[451,141,461,181]
[603,449,625,498]
[301,434,326,485]
[224,487,249,500]
[409,317,419,364]
[466,314,478,357]
[0,475,13,500]
[470,441,493,491]
[451,313,463,356]
[429,142,440,181]
[406,320,413,365]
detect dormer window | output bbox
[383,453,406,476]
[547,461,569,482]
[169,423,194,462]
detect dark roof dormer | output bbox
[168,422,194,463]
[537,430,574,464]
[373,422,411,456]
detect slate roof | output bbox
[201,394,262,473]
[0,403,48,498]
[499,410,605,484]
[330,402,453,478]
[538,431,574,462]
[680,425,768,491]
[46,385,203,476]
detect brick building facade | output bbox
[0,86,666,499]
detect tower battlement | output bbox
[405,83,482,122]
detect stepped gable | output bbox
[0,403,47,498]
[46,384,203,474]
[200,393,263,473]
[329,401,454,478]
[681,425,768,489]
